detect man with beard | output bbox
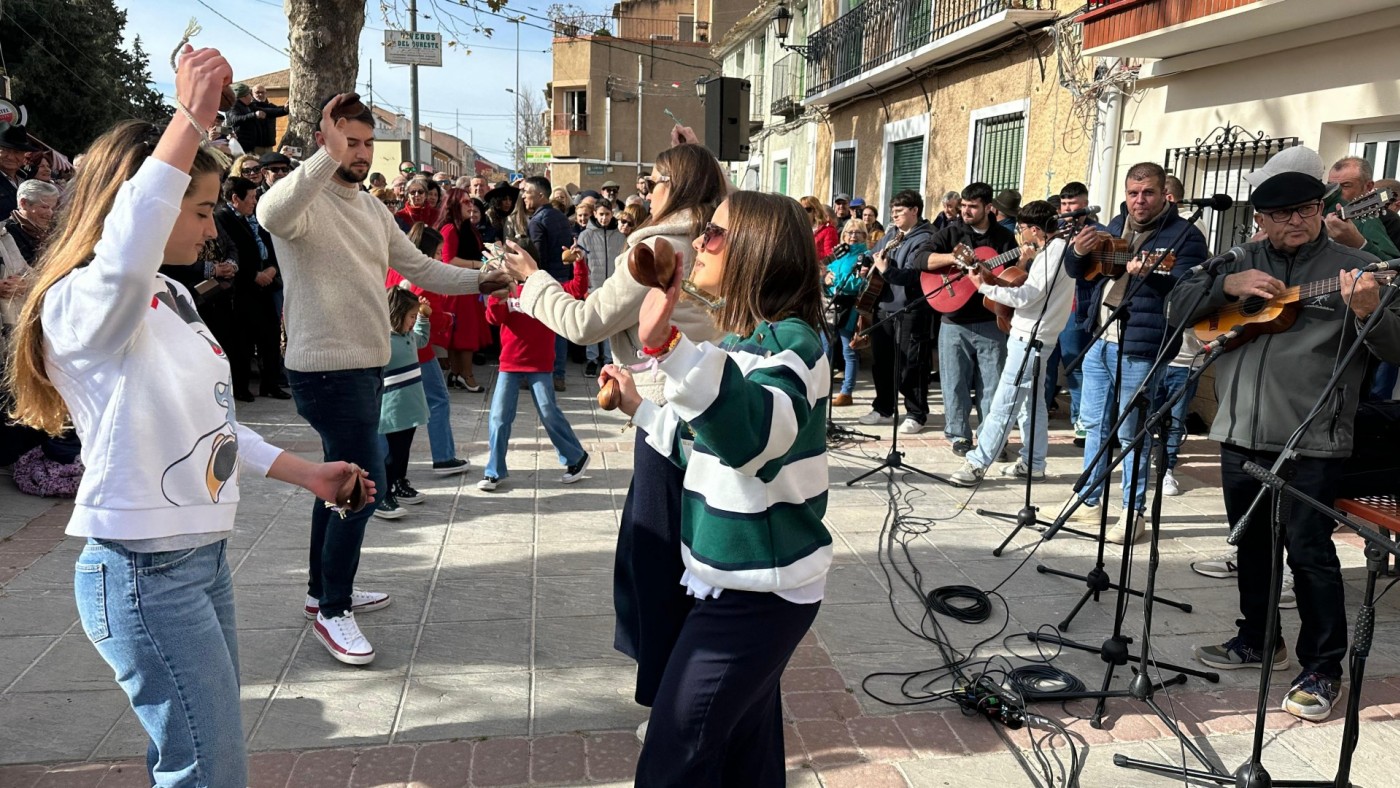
[258,94,511,667]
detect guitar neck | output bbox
[1278,272,1395,304]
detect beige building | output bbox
[799,0,1089,219]
[713,1,819,197]
[547,1,742,192]
[1077,0,1400,252]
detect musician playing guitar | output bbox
[856,189,939,433]
[921,182,1018,451]
[1061,162,1207,546]
[947,201,1075,486]
[1169,167,1400,724]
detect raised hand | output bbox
[318,93,354,165]
[173,46,232,130]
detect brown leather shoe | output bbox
[831,393,854,407]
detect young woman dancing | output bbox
[6,48,372,786]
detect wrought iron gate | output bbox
[1164,125,1300,252]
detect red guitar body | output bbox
[921,246,1010,313]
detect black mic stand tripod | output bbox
[1116,281,1400,788]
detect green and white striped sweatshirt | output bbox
[632,317,832,601]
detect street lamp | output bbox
[695,77,708,101]
[505,87,520,172]
[772,2,813,58]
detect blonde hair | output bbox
[840,218,867,236]
[230,153,261,179]
[7,121,229,434]
[799,195,831,227]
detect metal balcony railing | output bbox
[770,53,803,118]
[804,0,1049,98]
[552,14,712,44]
[552,111,588,133]
[748,74,765,125]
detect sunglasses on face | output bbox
[265,166,289,174]
[700,222,727,252]
[649,174,672,186]
[407,189,426,196]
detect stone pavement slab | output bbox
[5,363,1400,785]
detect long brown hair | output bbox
[714,191,825,337]
[646,143,727,239]
[7,120,229,434]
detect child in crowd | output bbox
[385,223,472,477]
[479,254,591,491]
[376,287,433,518]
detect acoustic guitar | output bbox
[1193,270,1399,352]
[1077,232,1177,281]
[949,244,1035,333]
[849,230,904,349]
[1338,188,1394,222]
[921,243,1022,314]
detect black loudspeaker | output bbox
[703,77,751,162]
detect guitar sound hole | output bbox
[1241,297,1267,317]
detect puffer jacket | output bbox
[518,208,722,403]
[1168,231,1400,457]
[1064,208,1206,358]
[577,219,625,292]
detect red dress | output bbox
[438,223,493,351]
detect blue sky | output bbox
[119,0,593,166]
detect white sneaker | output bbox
[314,611,375,665]
[636,719,649,744]
[303,590,392,620]
[1279,569,1297,609]
[1106,510,1149,545]
[948,461,984,487]
[999,460,1044,480]
[898,418,924,434]
[1163,469,1182,496]
[858,410,894,426]
[1066,497,1103,526]
[477,476,500,491]
[1191,549,1238,579]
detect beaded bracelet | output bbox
[642,326,681,357]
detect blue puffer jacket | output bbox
[1063,209,1207,359]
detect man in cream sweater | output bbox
[258,94,509,665]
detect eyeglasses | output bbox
[243,166,262,174]
[649,174,672,186]
[618,219,634,226]
[845,231,867,238]
[265,166,289,175]
[1260,201,1323,223]
[700,222,727,252]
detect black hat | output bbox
[0,125,37,152]
[483,181,520,206]
[992,189,1022,219]
[1249,171,1328,211]
[258,152,292,168]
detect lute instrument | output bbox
[849,229,905,349]
[1194,269,1399,352]
[1078,232,1177,280]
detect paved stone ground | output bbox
[5,359,1400,786]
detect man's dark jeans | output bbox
[1222,443,1347,679]
[288,368,386,619]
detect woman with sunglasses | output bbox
[598,191,830,786]
[800,195,838,261]
[501,142,728,718]
[229,153,263,187]
[396,176,440,228]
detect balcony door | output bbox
[1351,128,1400,181]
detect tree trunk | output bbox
[281,0,365,153]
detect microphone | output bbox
[1183,194,1233,210]
[831,242,851,259]
[1201,325,1245,356]
[1189,246,1246,275]
[1361,258,1400,273]
[1055,205,1101,220]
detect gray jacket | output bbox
[577,221,624,292]
[1168,232,1400,458]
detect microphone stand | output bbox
[845,292,947,487]
[1117,283,1400,787]
[823,295,879,446]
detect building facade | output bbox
[1076,0,1400,252]
[547,0,741,193]
[796,0,1089,222]
[712,1,820,198]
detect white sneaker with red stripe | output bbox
[314,611,375,665]
[303,590,392,620]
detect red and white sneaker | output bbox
[303,590,392,620]
[314,611,375,665]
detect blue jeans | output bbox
[968,336,1048,472]
[1370,361,1398,401]
[287,368,386,618]
[1057,323,1092,425]
[420,359,456,463]
[1156,365,1198,470]
[586,339,613,364]
[1079,340,1162,510]
[75,540,245,787]
[938,320,1007,442]
[486,371,586,479]
[837,327,859,396]
[553,335,568,379]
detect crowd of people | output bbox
[6,31,1400,786]
[12,47,840,788]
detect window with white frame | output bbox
[832,141,856,205]
[967,101,1027,192]
[881,115,927,216]
[1352,127,1400,180]
[773,158,789,195]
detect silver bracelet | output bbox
[174,99,209,141]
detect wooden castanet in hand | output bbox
[597,378,622,411]
[629,237,676,288]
